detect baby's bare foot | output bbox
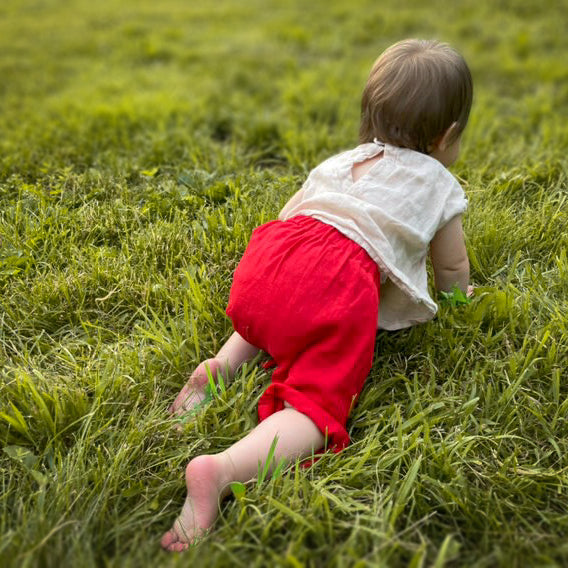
[160,454,232,552]
[169,358,224,416]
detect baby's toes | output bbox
[169,384,192,414]
[160,528,179,550]
[170,541,189,552]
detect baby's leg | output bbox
[160,407,324,551]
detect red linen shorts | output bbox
[226,215,380,451]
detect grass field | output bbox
[1,0,568,566]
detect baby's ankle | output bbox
[215,452,237,496]
[213,357,235,380]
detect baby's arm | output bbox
[278,187,305,220]
[429,214,470,293]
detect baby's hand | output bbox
[169,358,223,416]
[438,285,472,306]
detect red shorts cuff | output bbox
[258,382,350,452]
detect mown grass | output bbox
[1,0,568,566]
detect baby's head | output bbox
[359,39,473,158]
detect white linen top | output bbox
[281,140,468,330]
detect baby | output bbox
[162,38,473,551]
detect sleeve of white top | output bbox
[438,173,468,229]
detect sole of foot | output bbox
[160,454,229,552]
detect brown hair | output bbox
[359,39,473,154]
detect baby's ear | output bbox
[437,121,460,150]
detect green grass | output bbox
[1,0,568,566]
